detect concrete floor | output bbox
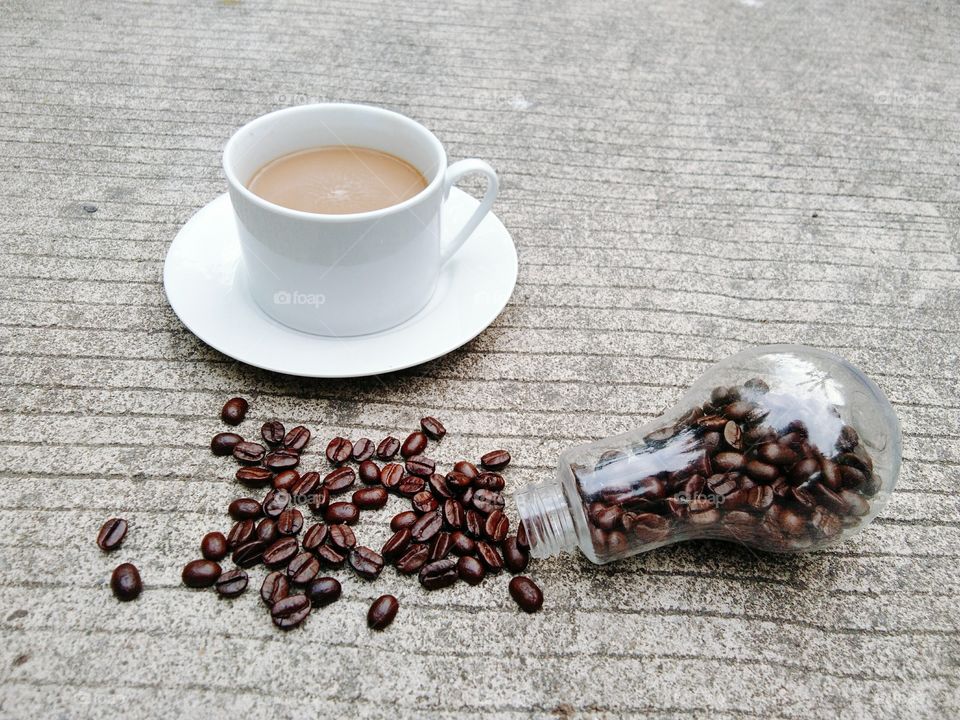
[1,0,958,717]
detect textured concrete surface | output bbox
[1,0,959,718]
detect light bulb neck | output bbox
[515,479,578,559]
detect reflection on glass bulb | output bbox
[516,345,901,564]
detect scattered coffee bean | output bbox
[449,531,476,556]
[326,437,353,465]
[277,508,304,536]
[97,518,128,552]
[261,420,285,447]
[324,502,359,525]
[282,425,311,452]
[376,436,400,460]
[328,523,357,551]
[316,544,346,568]
[445,471,472,494]
[228,498,262,520]
[457,555,486,585]
[368,594,399,630]
[484,510,510,542]
[201,532,228,561]
[412,490,439,514]
[465,509,484,538]
[273,469,301,492]
[429,531,453,561]
[324,466,357,495]
[391,511,418,531]
[475,473,505,491]
[271,594,311,629]
[480,449,511,470]
[302,523,329,552]
[232,539,269,568]
[307,576,341,606]
[471,489,505,515]
[381,463,404,489]
[291,472,320,501]
[263,537,299,568]
[261,571,289,605]
[264,449,300,471]
[411,510,443,542]
[110,563,142,601]
[353,486,388,510]
[502,536,529,573]
[358,460,381,485]
[420,416,446,440]
[352,438,375,462]
[256,518,279,544]
[508,576,543,612]
[453,461,480,479]
[350,546,385,580]
[308,488,330,514]
[419,559,458,590]
[233,441,265,464]
[428,473,453,499]
[262,489,291,518]
[287,552,321,584]
[182,559,221,588]
[405,455,435,477]
[401,431,428,458]
[220,397,248,426]
[395,544,429,574]
[211,432,243,456]
[227,519,256,549]
[476,541,503,573]
[236,466,273,488]
[215,569,248,598]
[382,528,412,561]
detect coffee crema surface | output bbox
[247,145,428,214]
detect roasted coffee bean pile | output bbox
[575,379,881,555]
[100,399,544,627]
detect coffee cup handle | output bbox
[440,159,499,265]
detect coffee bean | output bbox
[110,563,142,601]
[502,536,529,573]
[271,594,311,630]
[256,518,279,544]
[475,473,505,491]
[476,541,504,573]
[775,506,807,536]
[790,457,821,485]
[349,546,384,580]
[316,544,346,568]
[516,521,529,549]
[291,472,320,502]
[818,459,840,491]
[381,463,404,489]
[443,499,465,529]
[395,544,429,574]
[419,558,458,590]
[287,552,321,584]
[232,540,269,568]
[411,510,443,542]
[445,471,472,494]
[262,489,291,518]
[837,425,860,452]
[368,594,399,630]
[810,508,842,539]
[358,460,381,485]
[457,555,486,585]
[302,523,328,552]
[351,437,375,461]
[480,449,511,470]
[376,436,400,459]
[593,505,622,531]
[263,537,299,568]
[201,532,228,561]
[326,437,353,465]
[757,442,798,467]
[97,518,127,551]
[412,490,438,514]
[471,489,505,515]
[450,531,476,556]
[282,425,311,452]
[465,509,484,538]
[353,486,389,510]
[307,577,341,606]
[235,466,273,488]
[215,568,248,598]
[484,510,510,542]
[328,523,356,551]
[182,559,221,588]
[273,469,301,492]
[277,508,304,536]
[622,512,670,542]
[264,449,300,471]
[228,498,261,520]
[323,466,356,494]
[697,414,728,432]
[509,576,543,612]
[453,460,480,479]
[261,420,285,447]
[713,452,745,472]
[790,486,817,511]
[722,421,742,450]
[397,475,425,497]
[428,473,453,499]
[840,489,870,516]
[391,511,418,531]
[308,488,330,515]
[211,432,243,456]
[324,502,359,525]
[401,431,428,458]
[745,460,779,484]
[706,473,738,498]
[405,455,435,477]
[227,519,256,549]
[420,416,446,440]
[233,441,265,464]
[724,510,760,528]
[839,465,867,490]
[261,570,290,605]
[382,528,412,560]
[429,531,453,561]
[220,397,248,426]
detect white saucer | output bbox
[163,190,517,378]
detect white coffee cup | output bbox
[222,103,498,337]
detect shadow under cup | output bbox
[223,104,448,337]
